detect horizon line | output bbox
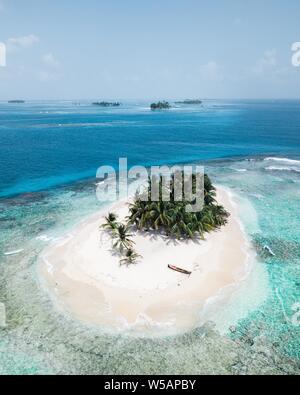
[2,98,300,102]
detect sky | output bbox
[0,0,300,100]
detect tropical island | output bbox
[39,172,252,332]
[175,99,202,105]
[101,174,229,265]
[8,100,25,104]
[150,101,171,110]
[92,101,121,107]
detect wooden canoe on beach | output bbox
[168,264,192,275]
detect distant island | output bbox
[150,101,171,110]
[92,101,121,107]
[175,99,202,105]
[8,100,25,104]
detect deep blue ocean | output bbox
[0,100,299,374]
[0,100,300,197]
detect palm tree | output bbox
[120,248,141,266]
[204,174,217,205]
[101,212,118,231]
[112,224,135,251]
[148,201,172,230]
[127,199,149,229]
[126,173,229,240]
[211,204,230,226]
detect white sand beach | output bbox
[39,188,255,333]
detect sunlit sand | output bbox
[39,188,254,334]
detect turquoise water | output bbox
[0,100,299,374]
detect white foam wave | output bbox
[231,168,247,172]
[4,249,24,256]
[264,157,300,166]
[36,234,54,242]
[265,166,300,173]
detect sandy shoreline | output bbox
[38,187,255,334]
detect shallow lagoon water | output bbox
[0,101,300,374]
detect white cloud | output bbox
[42,52,60,69]
[199,61,223,81]
[253,50,277,74]
[6,34,40,52]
